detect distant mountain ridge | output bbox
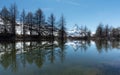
[67,24,85,37]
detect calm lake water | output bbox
[0,40,120,75]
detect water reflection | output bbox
[95,40,120,53]
[0,40,119,75]
[0,41,67,71]
[66,40,91,52]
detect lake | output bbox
[0,40,120,75]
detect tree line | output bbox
[0,3,66,41]
[95,23,120,40]
[0,3,119,40]
[71,23,120,40]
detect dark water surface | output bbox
[0,40,120,75]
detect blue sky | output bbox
[0,0,120,31]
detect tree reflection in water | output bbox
[0,40,119,72]
[95,40,120,53]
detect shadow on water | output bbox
[0,40,119,75]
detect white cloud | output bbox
[55,0,80,6]
[42,7,53,11]
[64,0,80,6]
[56,0,61,2]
